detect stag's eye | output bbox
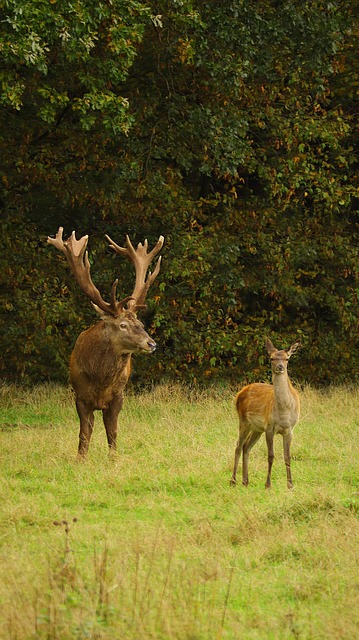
[119,322,128,330]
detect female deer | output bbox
[230,338,300,489]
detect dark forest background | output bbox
[0,0,358,386]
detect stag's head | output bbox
[47,228,164,354]
[99,309,157,354]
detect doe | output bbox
[230,337,300,489]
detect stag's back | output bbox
[47,228,164,457]
[69,321,132,410]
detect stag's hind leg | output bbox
[76,398,95,459]
[102,393,123,454]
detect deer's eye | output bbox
[119,322,128,330]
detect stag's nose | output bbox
[276,363,285,373]
[148,340,157,352]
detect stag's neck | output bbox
[100,322,130,357]
[73,323,131,375]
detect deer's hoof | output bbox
[230,477,236,487]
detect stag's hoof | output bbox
[230,477,236,487]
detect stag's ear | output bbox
[286,340,301,357]
[131,303,147,313]
[266,337,276,355]
[91,302,114,318]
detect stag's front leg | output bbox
[76,398,94,459]
[283,432,293,489]
[102,393,124,454]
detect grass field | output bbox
[0,382,358,639]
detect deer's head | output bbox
[266,337,300,375]
[98,309,157,354]
[47,228,164,354]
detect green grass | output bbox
[0,382,358,639]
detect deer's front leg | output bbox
[265,430,275,489]
[283,432,293,489]
[103,393,124,453]
[76,398,94,459]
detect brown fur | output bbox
[70,311,156,457]
[47,229,164,458]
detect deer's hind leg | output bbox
[242,431,262,486]
[230,425,252,486]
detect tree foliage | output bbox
[0,0,358,386]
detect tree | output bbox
[0,0,150,225]
[0,0,357,385]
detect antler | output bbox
[106,234,164,310]
[47,227,120,317]
[48,228,164,316]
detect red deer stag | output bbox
[230,337,300,489]
[48,227,164,458]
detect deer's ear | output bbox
[287,340,301,357]
[91,302,106,317]
[266,337,276,355]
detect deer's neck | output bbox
[73,323,131,373]
[272,371,295,409]
[99,322,131,357]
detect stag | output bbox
[230,337,300,489]
[48,227,164,458]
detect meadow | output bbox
[0,382,358,640]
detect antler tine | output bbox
[47,226,67,253]
[106,234,164,310]
[47,227,119,317]
[134,255,163,307]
